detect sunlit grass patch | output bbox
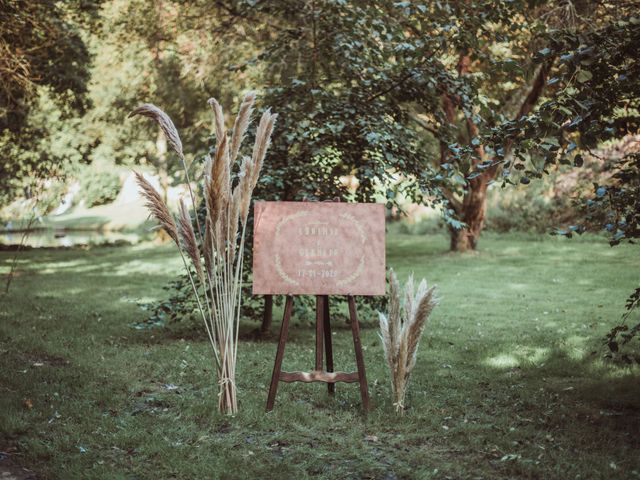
[485,346,550,368]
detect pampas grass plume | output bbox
[134,171,179,246]
[129,104,183,159]
[379,269,438,413]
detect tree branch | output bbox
[517,60,553,119]
[505,59,554,157]
[409,113,438,136]
[443,190,463,213]
[365,70,416,103]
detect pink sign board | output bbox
[252,201,386,296]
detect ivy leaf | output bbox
[538,47,551,57]
[576,70,593,83]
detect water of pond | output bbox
[0,229,145,248]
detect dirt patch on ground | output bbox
[17,351,70,368]
[0,451,38,480]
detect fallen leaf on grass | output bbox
[500,453,521,462]
[48,411,61,424]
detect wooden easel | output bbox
[265,294,369,413]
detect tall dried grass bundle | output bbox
[379,269,438,413]
[131,92,277,415]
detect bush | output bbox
[485,183,574,233]
[395,217,444,236]
[486,158,607,234]
[78,168,121,207]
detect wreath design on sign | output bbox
[272,209,368,288]
[335,212,367,287]
[273,210,310,286]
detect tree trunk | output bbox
[449,178,488,252]
[440,56,552,252]
[260,294,273,335]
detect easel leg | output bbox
[266,295,294,412]
[315,295,324,371]
[323,295,334,395]
[260,294,273,335]
[348,295,369,413]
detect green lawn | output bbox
[1,231,639,479]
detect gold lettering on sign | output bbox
[297,269,338,278]
[291,218,343,280]
[298,248,339,257]
[297,224,339,237]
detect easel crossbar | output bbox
[279,370,360,383]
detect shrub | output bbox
[78,167,121,207]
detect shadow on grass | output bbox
[44,215,111,229]
[1,244,179,294]
[472,343,640,439]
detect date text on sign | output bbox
[252,202,386,295]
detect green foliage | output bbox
[0,0,97,131]
[0,0,99,200]
[395,217,444,236]
[0,0,257,206]
[78,168,121,208]
[228,0,441,206]
[0,90,92,205]
[486,12,640,352]
[583,151,640,356]
[231,0,564,216]
[484,157,607,234]
[219,1,639,250]
[605,287,640,363]
[487,186,572,234]
[581,152,640,247]
[459,8,639,190]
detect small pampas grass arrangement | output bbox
[379,269,438,414]
[130,93,276,415]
